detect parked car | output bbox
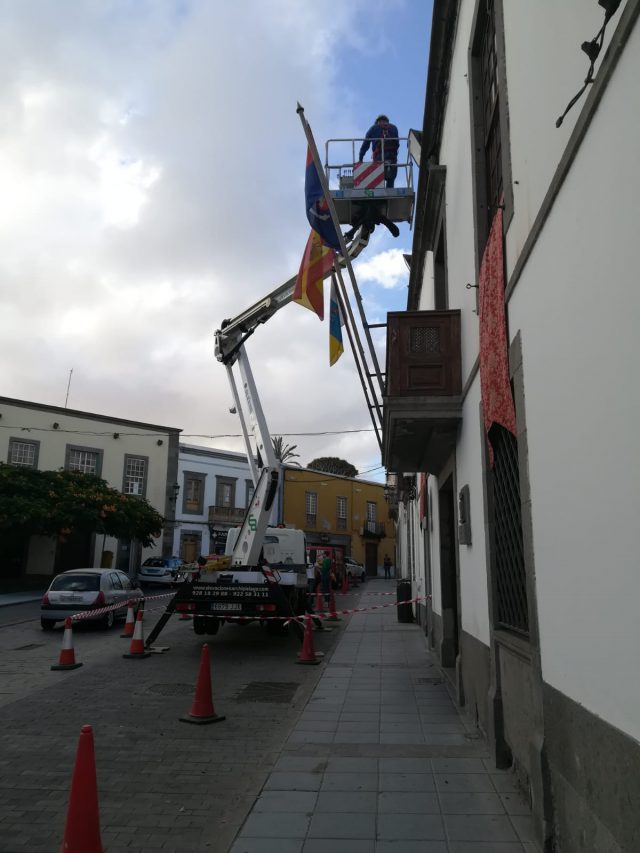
[138,556,185,586]
[40,568,143,630]
[344,557,366,583]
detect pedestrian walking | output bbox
[383,554,392,579]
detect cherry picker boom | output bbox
[145,228,374,644]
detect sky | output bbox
[0,0,433,482]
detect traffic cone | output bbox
[51,618,83,671]
[326,587,341,622]
[120,600,136,638]
[314,586,324,613]
[341,572,349,594]
[296,615,321,665]
[60,724,103,853]
[180,644,225,724]
[122,610,151,659]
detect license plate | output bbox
[210,602,242,612]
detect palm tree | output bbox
[272,436,300,465]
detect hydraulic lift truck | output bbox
[145,128,415,648]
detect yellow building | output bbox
[281,465,395,577]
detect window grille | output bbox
[491,424,529,636]
[8,440,37,467]
[367,501,377,523]
[124,456,146,496]
[68,448,99,474]
[306,491,317,527]
[336,496,347,530]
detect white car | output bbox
[138,556,185,586]
[40,568,143,630]
[344,557,366,583]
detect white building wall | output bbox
[426,475,442,617]
[456,377,491,645]
[502,1,622,275]
[506,19,640,741]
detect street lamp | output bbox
[169,483,180,504]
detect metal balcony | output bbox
[383,310,462,475]
[208,505,247,526]
[361,520,387,539]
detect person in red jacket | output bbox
[358,114,400,188]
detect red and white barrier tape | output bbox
[219,596,429,623]
[70,591,174,622]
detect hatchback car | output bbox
[41,568,143,630]
[344,557,366,583]
[138,556,185,586]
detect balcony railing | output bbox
[208,505,247,526]
[383,310,462,474]
[361,520,386,539]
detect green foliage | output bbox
[0,464,164,548]
[307,456,359,478]
[271,436,300,464]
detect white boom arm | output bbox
[214,229,370,567]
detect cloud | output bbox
[354,247,410,289]
[0,0,404,481]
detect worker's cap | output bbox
[376,114,389,122]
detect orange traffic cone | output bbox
[180,644,225,724]
[326,587,341,622]
[314,586,324,613]
[296,615,321,665]
[51,618,83,671]
[122,610,151,659]
[60,724,103,853]
[120,600,136,638]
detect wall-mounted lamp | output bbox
[113,432,120,439]
[53,422,60,429]
[157,439,164,446]
[169,483,180,504]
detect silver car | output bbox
[40,568,143,630]
[344,557,366,583]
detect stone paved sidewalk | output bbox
[230,580,538,853]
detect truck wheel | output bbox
[206,617,220,636]
[193,616,207,635]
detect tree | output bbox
[271,436,300,465]
[0,464,164,548]
[307,457,359,478]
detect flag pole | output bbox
[296,103,385,398]
[331,271,383,450]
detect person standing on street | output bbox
[358,114,400,188]
[383,554,392,579]
[321,551,333,604]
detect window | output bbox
[183,472,205,515]
[245,480,255,508]
[180,532,201,562]
[336,496,347,531]
[305,491,318,527]
[215,476,237,510]
[470,0,512,260]
[109,572,123,590]
[366,501,377,522]
[66,445,102,475]
[123,455,147,496]
[490,423,529,636]
[8,438,39,467]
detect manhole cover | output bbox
[13,643,44,651]
[237,682,300,704]
[416,676,444,685]
[147,683,194,696]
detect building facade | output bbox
[282,466,395,575]
[0,396,180,578]
[384,3,639,851]
[172,443,277,561]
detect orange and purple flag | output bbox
[293,229,335,320]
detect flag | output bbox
[293,229,335,320]
[305,147,341,252]
[329,277,344,365]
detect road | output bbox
[0,592,345,852]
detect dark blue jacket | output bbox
[359,122,399,163]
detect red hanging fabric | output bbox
[479,207,517,465]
